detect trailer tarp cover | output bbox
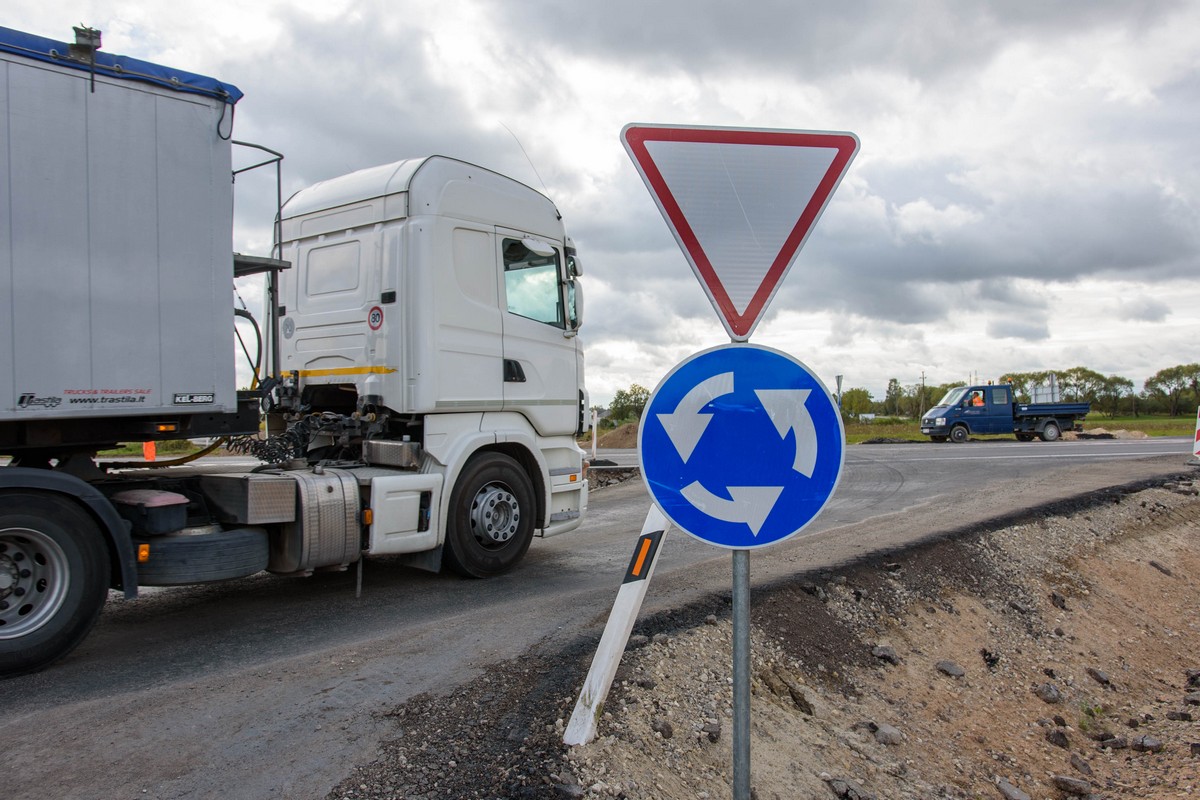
[0,26,243,103]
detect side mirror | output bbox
[566,237,582,276]
[565,278,583,336]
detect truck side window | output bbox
[992,387,1009,405]
[502,238,564,328]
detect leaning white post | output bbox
[563,505,670,746]
[1190,406,1200,466]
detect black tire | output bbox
[1015,433,1034,442]
[133,527,268,585]
[443,452,536,578]
[949,425,969,444]
[1040,421,1061,442]
[929,435,948,443]
[0,492,110,677]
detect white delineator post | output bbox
[1190,406,1200,466]
[563,506,670,746]
[592,409,599,461]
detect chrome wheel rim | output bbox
[469,484,521,547]
[0,527,71,639]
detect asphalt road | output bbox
[0,437,1193,799]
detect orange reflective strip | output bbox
[631,537,653,578]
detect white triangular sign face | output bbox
[622,124,859,341]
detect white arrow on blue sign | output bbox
[638,343,844,549]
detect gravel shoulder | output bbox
[331,469,1200,800]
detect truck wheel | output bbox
[929,435,948,443]
[444,452,535,578]
[1040,421,1061,442]
[949,425,969,444]
[0,493,110,676]
[1015,433,1034,442]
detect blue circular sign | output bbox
[638,344,844,549]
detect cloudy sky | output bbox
[9,2,1198,406]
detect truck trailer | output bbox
[0,26,588,675]
[920,384,1089,443]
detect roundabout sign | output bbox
[639,343,844,549]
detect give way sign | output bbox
[621,124,859,341]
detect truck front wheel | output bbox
[1040,421,1061,442]
[444,453,536,578]
[0,493,110,676]
[949,425,969,444]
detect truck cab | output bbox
[922,384,1015,441]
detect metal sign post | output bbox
[732,549,751,799]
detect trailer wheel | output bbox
[0,493,110,676]
[444,452,535,578]
[949,425,969,444]
[1040,421,1061,442]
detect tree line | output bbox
[844,364,1200,419]
[596,363,1200,428]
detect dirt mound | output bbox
[1085,427,1150,439]
[597,423,639,449]
[330,476,1200,800]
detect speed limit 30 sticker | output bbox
[368,306,384,330]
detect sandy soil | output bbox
[596,424,640,449]
[331,475,1200,799]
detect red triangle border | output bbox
[622,125,859,339]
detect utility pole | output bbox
[919,371,926,418]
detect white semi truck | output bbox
[0,26,589,675]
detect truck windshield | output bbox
[936,387,968,407]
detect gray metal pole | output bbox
[732,548,751,799]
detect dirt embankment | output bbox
[331,476,1200,800]
[595,424,640,449]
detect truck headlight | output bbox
[935,417,945,426]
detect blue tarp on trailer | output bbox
[0,26,243,103]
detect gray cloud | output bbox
[986,317,1051,341]
[1115,295,1171,322]
[510,0,1187,84]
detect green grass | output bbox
[843,414,1196,444]
[843,420,926,444]
[1096,415,1196,436]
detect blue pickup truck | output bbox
[920,384,1089,443]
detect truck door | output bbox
[985,385,1012,434]
[960,388,989,431]
[964,386,1009,434]
[496,230,579,436]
